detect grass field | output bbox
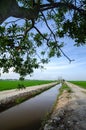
[0,80,55,91]
[69,81,86,89]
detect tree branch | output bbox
[41,11,74,62]
[41,11,56,41]
[59,47,75,63]
[34,26,48,40]
[34,16,74,63]
[34,26,51,47]
[23,20,34,38]
[40,2,86,16]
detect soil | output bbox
[43,82,86,130]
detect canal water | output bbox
[0,84,61,130]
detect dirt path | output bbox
[43,82,86,130]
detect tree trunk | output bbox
[0,0,39,24]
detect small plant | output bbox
[17,84,26,90]
[15,97,26,104]
[19,76,24,81]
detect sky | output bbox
[0,14,86,81]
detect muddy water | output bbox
[0,84,61,130]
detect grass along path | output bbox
[0,80,55,91]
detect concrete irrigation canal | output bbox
[0,83,61,130]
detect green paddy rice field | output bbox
[0,80,55,91]
[69,81,86,89]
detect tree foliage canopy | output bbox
[0,0,86,78]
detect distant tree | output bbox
[0,0,86,78]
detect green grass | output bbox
[69,81,86,89]
[0,80,55,91]
[59,83,72,95]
